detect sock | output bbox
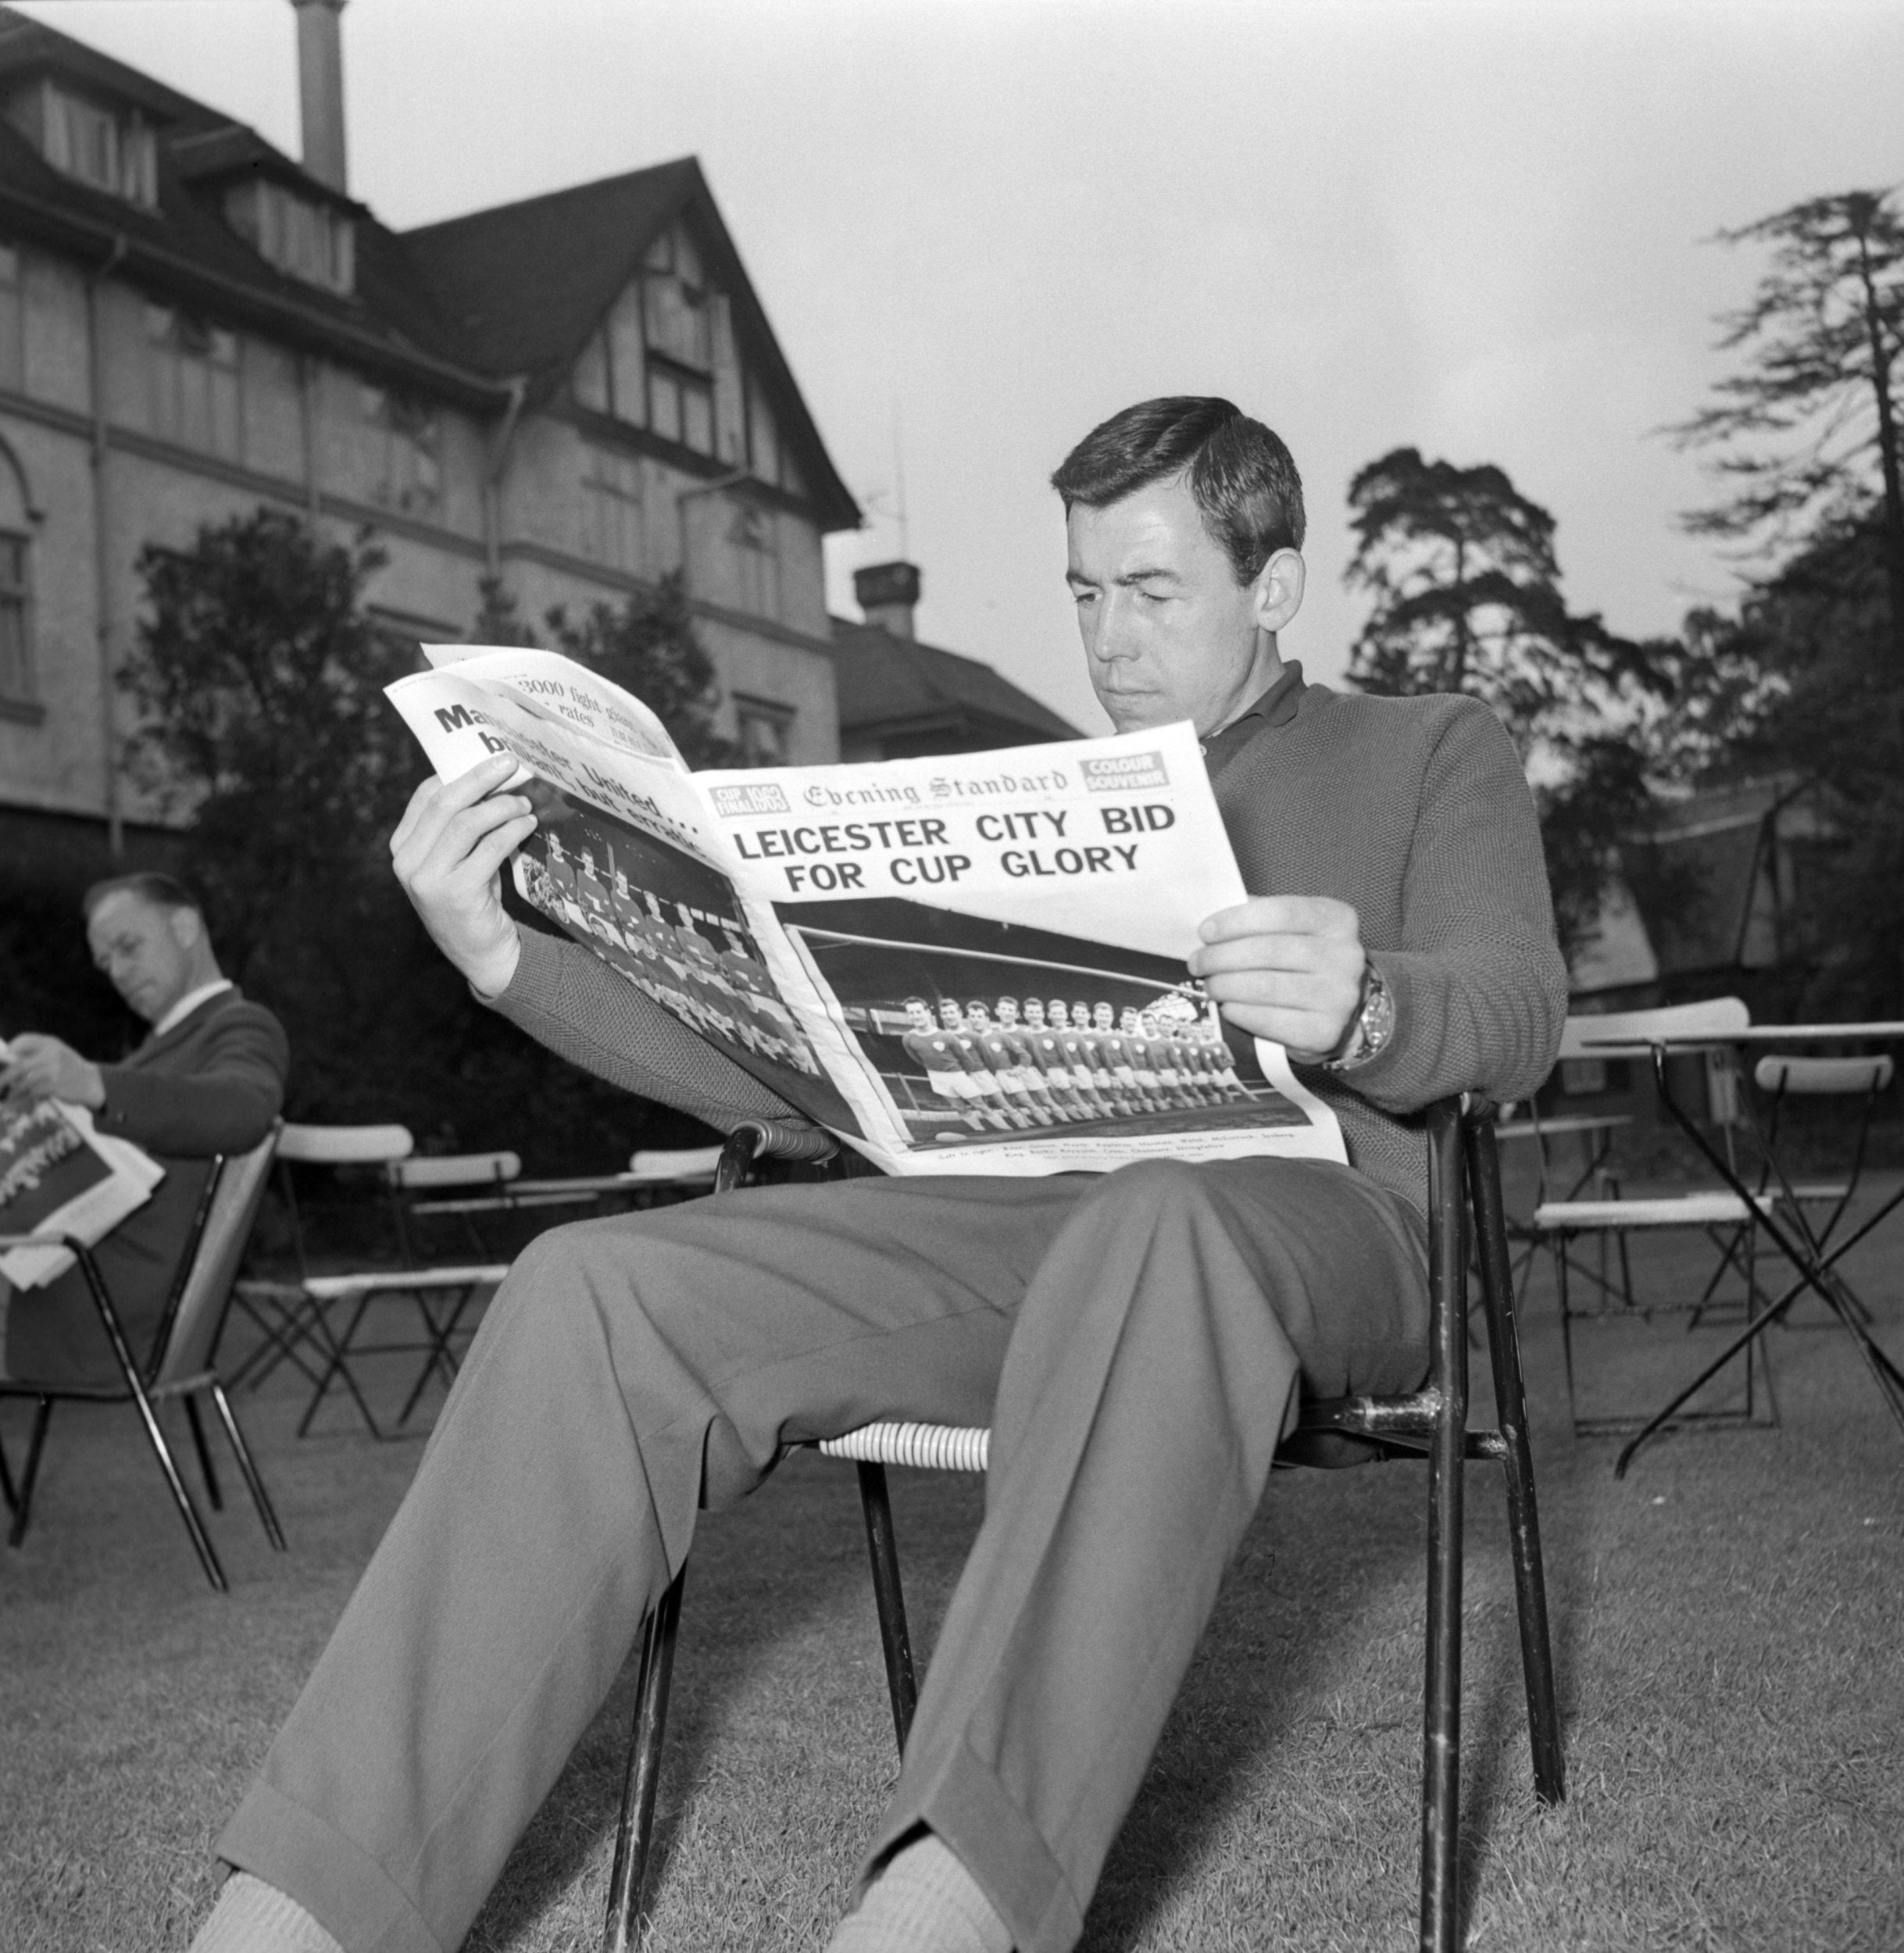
[826,1831,1013,1953]
[188,1873,345,1953]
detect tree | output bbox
[1663,505,1902,1016]
[1345,448,1666,752]
[117,515,731,1166]
[1667,188,1904,668]
[123,511,413,973]
[1344,448,1674,955]
[543,572,735,767]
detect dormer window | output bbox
[225,178,355,295]
[7,80,157,206]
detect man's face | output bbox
[938,999,964,1030]
[1093,1002,1114,1031]
[1047,1000,1068,1027]
[966,1002,992,1028]
[1023,998,1047,1029]
[88,892,198,1026]
[995,998,1020,1026]
[1064,475,1299,737]
[906,1001,933,1031]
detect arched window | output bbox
[0,439,37,708]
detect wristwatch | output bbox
[1322,963,1395,1073]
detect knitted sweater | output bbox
[486,672,1567,1216]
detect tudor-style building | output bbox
[0,2,862,890]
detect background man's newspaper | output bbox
[0,1041,166,1289]
[388,648,1345,1178]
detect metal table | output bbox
[1577,1023,1904,1473]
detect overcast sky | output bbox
[20,0,1903,733]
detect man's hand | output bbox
[1187,896,1367,1061]
[1,1034,106,1110]
[389,752,538,1000]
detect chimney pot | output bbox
[854,560,921,640]
[291,0,348,194]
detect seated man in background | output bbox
[191,397,1564,1953]
[0,873,289,1384]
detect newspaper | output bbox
[0,1044,166,1288]
[386,647,1345,1178]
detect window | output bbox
[648,364,715,455]
[729,505,781,619]
[644,268,712,371]
[20,82,158,206]
[359,384,442,516]
[641,226,714,455]
[607,287,646,428]
[572,287,647,428]
[0,242,21,393]
[0,533,30,704]
[734,696,793,768]
[225,179,355,295]
[582,446,647,573]
[145,305,240,458]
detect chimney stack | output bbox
[291,0,348,193]
[854,560,921,640]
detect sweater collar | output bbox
[1199,662,1306,778]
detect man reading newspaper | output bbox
[1,875,287,1385]
[193,398,1565,1953]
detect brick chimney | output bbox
[854,560,921,640]
[291,0,348,193]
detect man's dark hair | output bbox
[81,871,204,920]
[1050,396,1306,582]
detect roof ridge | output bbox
[398,155,698,241]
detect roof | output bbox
[831,618,1081,748]
[402,160,695,379]
[402,159,857,530]
[0,9,495,402]
[0,9,859,524]
[1623,776,1819,980]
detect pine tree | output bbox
[1668,188,1904,669]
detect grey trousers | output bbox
[217,1155,1430,1953]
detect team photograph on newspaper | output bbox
[385,645,1345,1177]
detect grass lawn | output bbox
[2,1169,1901,1952]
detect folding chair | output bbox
[1527,999,1781,1437]
[0,1125,288,1592]
[604,1100,1565,1953]
[1747,1053,1894,1328]
[387,1149,524,1263]
[621,1144,723,1195]
[228,1121,416,1401]
[389,1146,727,1260]
[1492,1098,1631,1307]
[235,1122,512,1437]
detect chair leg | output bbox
[209,1384,288,1553]
[855,1459,920,1750]
[604,1566,687,1953]
[184,1393,223,1510]
[7,1398,52,1548]
[1419,1105,1467,1953]
[1552,1237,1585,1437]
[1465,1120,1566,1808]
[127,1378,227,1593]
[0,1412,18,1516]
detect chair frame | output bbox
[0,1130,288,1592]
[602,1100,1565,1953]
[1527,1000,1788,1441]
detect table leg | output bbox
[1616,1072,1904,1476]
